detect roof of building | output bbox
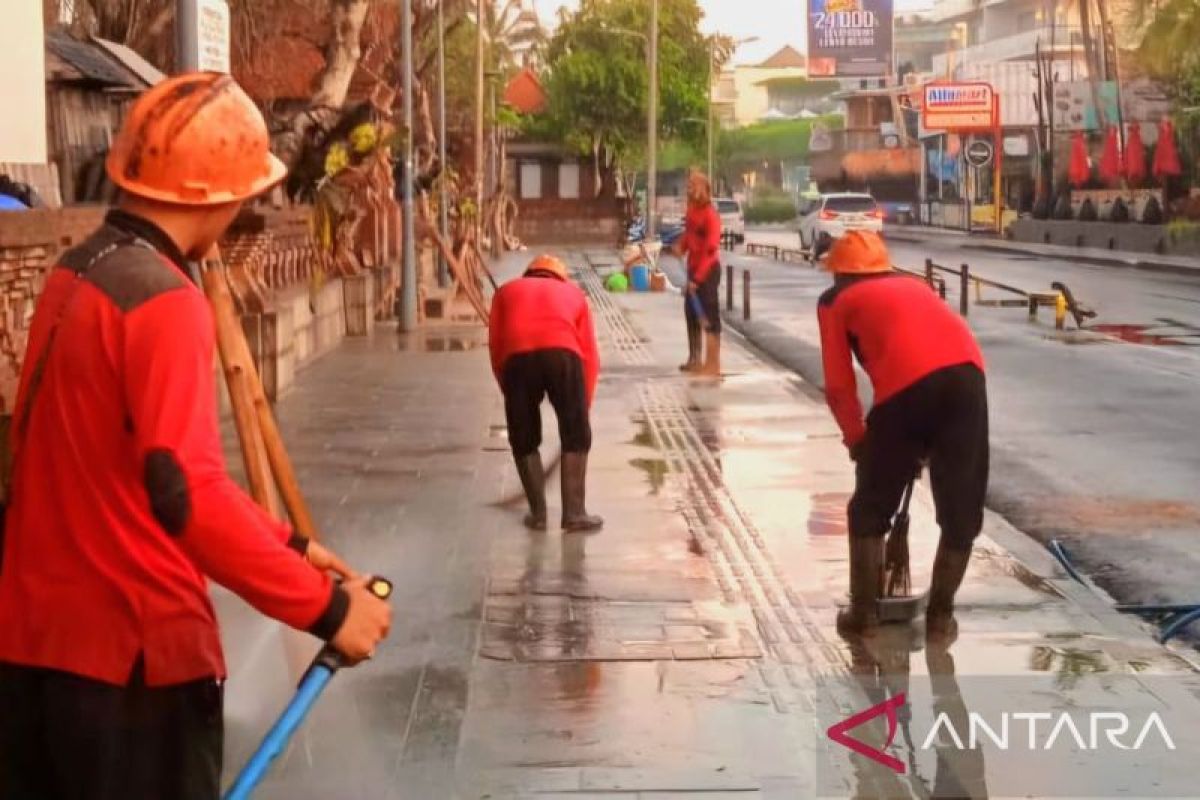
[45,28,143,89]
[92,37,166,86]
[504,67,547,114]
[757,45,807,69]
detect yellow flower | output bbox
[324,142,350,177]
[349,123,378,154]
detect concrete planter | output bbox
[1007,218,1200,257]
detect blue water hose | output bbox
[223,664,336,800]
[223,577,392,799]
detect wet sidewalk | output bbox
[218,249,1200,799]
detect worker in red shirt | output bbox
[817,231,988,640]
[0,73,391,800]
[489,255,602,532]
[672,171,722,376]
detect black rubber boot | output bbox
[679,318,701,372]
[927,542,972,642]
[561,451,603,532]
[514,452,547,530]
[837,536,883,637]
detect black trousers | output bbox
[849,363,989,551]
[0,660,223,800]
[503,348,592,457]
[684,267,722,335]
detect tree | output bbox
[538,0,710,187]
[1132,0,1200,182]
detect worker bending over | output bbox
[0,73,390,800]
[816,231,988,639]
[489,255,603,532]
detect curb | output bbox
[881,230,1200,278]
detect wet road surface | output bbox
[678,228,1200,619]
[212,247,1200,798]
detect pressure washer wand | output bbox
[223,577,393,800]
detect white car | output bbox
[715,197,745,243]
[798,193,885,254]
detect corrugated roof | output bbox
[93,37,164,87]
[45,29,140,89]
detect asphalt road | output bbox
[662,226,1200,610]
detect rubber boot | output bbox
[561,451,603,532]
[837,536,883,637]
[514,452,547,530]
[926,542,972,642]
[695,332,722,377]
[679,319,701,372]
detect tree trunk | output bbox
[273,0,372,168]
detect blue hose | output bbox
[223,664,335,800]
[1048,539,1087,585]
[1157,608,1200,644]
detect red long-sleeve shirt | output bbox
[0,211,346,687]
[488,271,600,405]
[681,203,721,283]
[817,273,985,448]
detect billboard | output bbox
[922,82,997,131]
[807,0,894,78]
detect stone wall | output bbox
[0,204,379,414]
[516,197,624,245]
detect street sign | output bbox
[178,0,231,73]
[807,0,895,78]
[922,82,996,131]
[965,139,993,168]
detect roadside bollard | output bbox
[1055,292,1068,330]
[959,263,970,317]
[938,279,947,300]
[1028,295,1039,321]
[742,270,751,320]
[726,264,733,311]
[925,257,934,289]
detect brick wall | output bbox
[0,205,108,411]
[516,197,625,245]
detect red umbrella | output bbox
[1099,125,1124,185]
[1153,118,1182,179]
[1069,130,1091,187]
[1125,123,1147,184]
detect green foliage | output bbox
[539,0,709,165]
[718,117,841,168]
[744,186,797,223]
[1134,0,1200,180]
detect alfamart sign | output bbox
[922,82,996,130]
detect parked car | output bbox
[715,197,745,243]
[798,193,885,253]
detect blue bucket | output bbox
[630,264,651,292]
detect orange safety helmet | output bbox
[824,230,892,275]
[107,72,288,206]
[524,254,570,281]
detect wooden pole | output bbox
[202,258,320,540]
[202,263,277,516]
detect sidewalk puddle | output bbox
[396,331,485,352]
[807,492,850,537]
[629,457,668,495]
[629,417,658,450]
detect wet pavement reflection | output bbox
[217,250,1200,799]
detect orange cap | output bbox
[107,72,287,206]
[824,230,892,274]
[525,254,569,280]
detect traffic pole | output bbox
[399,0,417,331]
